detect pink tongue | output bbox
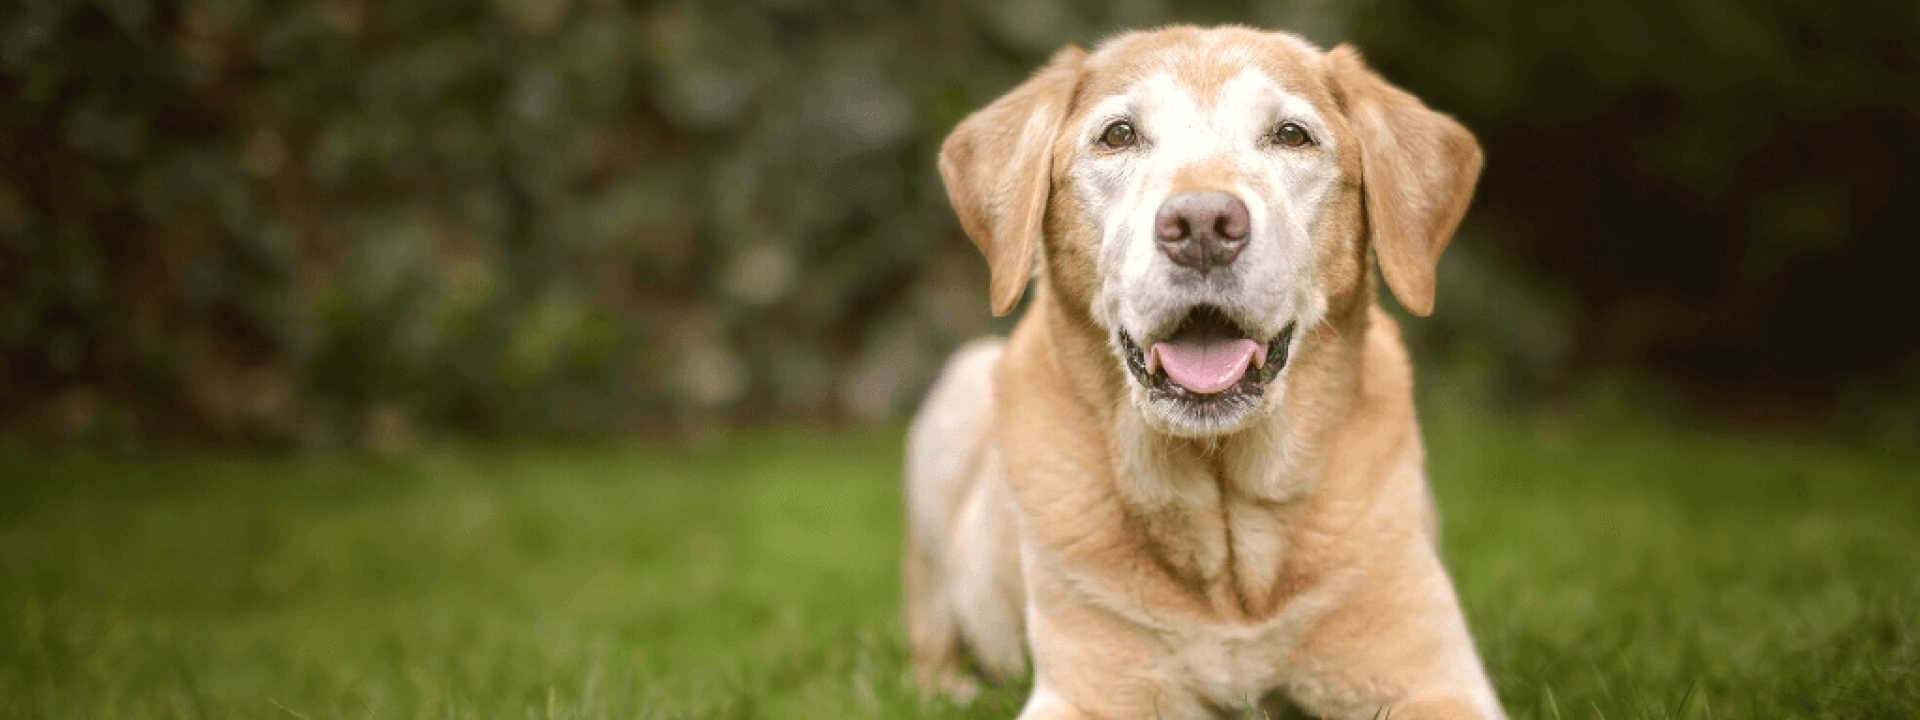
[1151,339,1261,395]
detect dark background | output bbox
[2,0,1915,451]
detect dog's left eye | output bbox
[1099,121,1139,149]
[1271,122,1314,148]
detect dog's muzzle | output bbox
[1119,306,1296,407]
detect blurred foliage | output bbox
[1,0,1913,449]
[0,0,1343,449]
[1358,0,1920,439]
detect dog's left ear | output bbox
[939,47,1087,316]
[1326,46,1482,317]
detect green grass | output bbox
[1,414,1915,719]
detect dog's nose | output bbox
[1154,190,1250,271]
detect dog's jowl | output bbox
[904,25,1500,720]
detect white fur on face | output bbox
[1069,55,1345,436]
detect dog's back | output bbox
[904,338,1028,693]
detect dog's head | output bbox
[940,26,1481,437]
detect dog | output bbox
[903,26,1501,719]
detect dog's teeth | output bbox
[1252,341,1268,369]
[1145,345,1161,376]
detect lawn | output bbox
[1,412,1915,719]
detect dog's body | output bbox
[905,27,1502,719]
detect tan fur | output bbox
[1325,47,1483,317]
[1168,156,1246,195]
[908,26,1500,719]
[939,47,1088,316]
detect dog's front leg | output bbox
[1014,684,1094,720]
[1386,698,1498,720]
[1018,673,1208,720]
[1285,539,1506,720]
[1016,572,1210,720]
[1016,680,1211,720]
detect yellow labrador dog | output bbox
[903,26,1502,720]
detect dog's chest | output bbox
[1120,434,1319,619]
[1134,490,1304,616]
[1160,581,1341,709]
[1108,434,1347,702]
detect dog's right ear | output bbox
[938,47,1087,316]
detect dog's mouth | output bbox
[1119,306,1296,405]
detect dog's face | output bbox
[1065,31,1358,437]
[941,27,1480,437]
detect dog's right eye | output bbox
[1271,122,1315,148]
[1098,121,1138,149]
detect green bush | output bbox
[9,0,1907,449]
[0,0,1378,449]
